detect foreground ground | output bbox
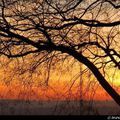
[0,99,119,115]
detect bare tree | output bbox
[0,0,120,106]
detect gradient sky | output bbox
[0,57,120,101]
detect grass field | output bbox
[0,99,119,115]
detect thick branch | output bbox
[53,45,120,106]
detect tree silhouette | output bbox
[0,0,120,106]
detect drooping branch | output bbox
[51,45,120,106]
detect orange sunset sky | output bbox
[0,56,120,101]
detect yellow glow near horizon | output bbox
[110,71,120,87]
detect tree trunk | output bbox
[55,45,120,106]
[71,50,120,106]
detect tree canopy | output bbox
[0,0,120,105]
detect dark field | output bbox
[0,99,119,115]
